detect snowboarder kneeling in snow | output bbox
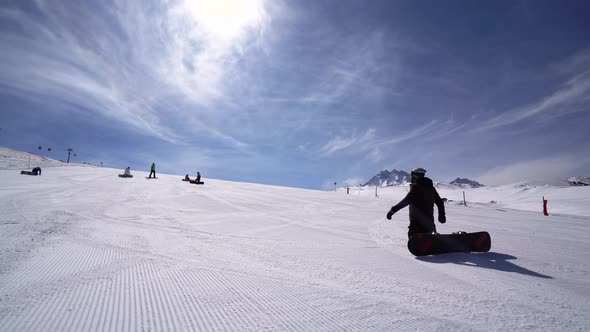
[386,167,446,239]
[32,167,42,175]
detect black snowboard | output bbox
[146,177,158,179]
[407,231,491,256]
[189,180,204,185]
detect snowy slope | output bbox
[0,147,95,170]
[1,152,589,331]
[358,183,590,217]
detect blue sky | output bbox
[1,0,589,189]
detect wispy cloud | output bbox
[271,29,396,106]
[552,47,590,76]
[0,0,273,145]
[319,128,376,156]
[377,120,438,147]
[318,121,440,162]
[477,155,590,186]
[2,1,588,190]
[473,70,590,133]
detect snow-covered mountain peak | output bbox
[567,176,590,186]
[450,177,484,188]
[363,169,410,187]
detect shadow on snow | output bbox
[416,252,553,279]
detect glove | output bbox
[438,215,446,224]
[386,210,395,220]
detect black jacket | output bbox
[390,177,445,233]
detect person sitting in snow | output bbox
[124,167,131,176]
[184,174,191,181]
[386,167,446,239]
[32,167,42,176]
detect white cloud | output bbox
[0,0,274,147]
[552,47,590,76]
[319,128,376,156]
[296,144,308,152]
[377,120,437,147]
[341,177,365,187]
[318,121,444,161]
[368,146,383,162]
[320,177,366,190]
[474,70,590,132]
[162,0,270,106]
[477,155,590,186]
[177,0,266,41]
[291,30,397,106]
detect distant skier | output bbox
[148,162,156,178]
[32,167,41,175]
[386,167,446,239]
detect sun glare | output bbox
[184,0,264,40]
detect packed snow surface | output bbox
[1,147,589,331]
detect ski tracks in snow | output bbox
[1,167,589,331]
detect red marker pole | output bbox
[543,196,549,216]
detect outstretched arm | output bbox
[391,195,411,214]
[434,188,446,223]
[386,190,414,219]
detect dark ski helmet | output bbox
[411,167,427,178]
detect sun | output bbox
[183,0,265,40]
